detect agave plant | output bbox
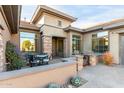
[70,76,84,87]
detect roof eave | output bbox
[31,5,77,24]
[2,5,21,34]
[64,26,83,33]
[84,27,103,33]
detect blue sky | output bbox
[21,5,124,28]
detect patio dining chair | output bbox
[42,53,53,64]
[33,53,49,65]
[42,55,49,65]
[26,54,39,67]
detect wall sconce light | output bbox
[0,24,4,30]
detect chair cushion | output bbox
[43,59,49,62]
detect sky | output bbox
[21,5,124,28]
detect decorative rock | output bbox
[47,82,61,88]
[89,55,97,66]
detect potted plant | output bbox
[102,52,113,65]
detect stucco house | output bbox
[0,5,124,72]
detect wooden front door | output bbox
[57,39,64,57]
[52,38,57,57]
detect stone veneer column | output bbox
[64,38,67,57]
[0,30,4,71]
[42,36,52,59]
[75,55,83,71]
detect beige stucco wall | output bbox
[108,28,124,64]
[38,12,77,57]
[38,12,73,38]
[37,15,44,26]
[0,62,76,88]
[37,12,72,28]
[11,33,20,49]
[44,13,72,28]
[109,31,119,64]
[39,13,72,37]
[83,30,107,52]
[0,11,11,71]
[43,25,67,37]
[83,32,92,52]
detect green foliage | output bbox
[70,76,84,87]
[47,83,61,88]
[6,41,26,71]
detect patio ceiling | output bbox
[2,5,21,34]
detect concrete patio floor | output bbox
[79,64,124,88]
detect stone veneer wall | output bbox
[42,36,52,58]
[0,30,4,71]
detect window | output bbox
[72,35,81,54]
[58,20,62,27]
[92,31,109,53]
[20,32,36,52]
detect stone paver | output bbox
[79,64,124,88]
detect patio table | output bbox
[35,54,49,65]
[35,55,48,58]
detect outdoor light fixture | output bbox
[0,24,4,30]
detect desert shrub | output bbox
[102,52,113,65]
[6,41,26,71]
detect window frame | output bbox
[72,35,81,55]
[57,20,62,27]
[20,31,37,52]
[92,31,109,54]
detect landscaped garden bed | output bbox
[46,76,88,88]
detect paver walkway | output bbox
[79,64,124,88]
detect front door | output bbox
[52,38,57,57]
[120,35,124,65]
[57,39,64,57]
